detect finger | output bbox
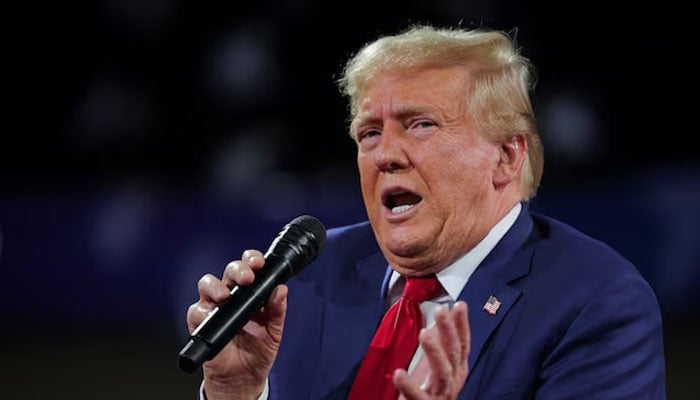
[189,274,230,333]
[419,326,452,394]
[197,273,230,305]
[242,249,265,270]
[452,301,471,364]
[186,302,214,333]
[434,304,461,371]
[393,369,428,400]
[222,250,266,287]
[223,260,254,287]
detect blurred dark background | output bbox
[2,0,691,398]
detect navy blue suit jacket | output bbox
[270,205,666,399]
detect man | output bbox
[187,25,666,399]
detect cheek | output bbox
[357,158,378,200]
[422,148,494,194]
[357,155,373,180]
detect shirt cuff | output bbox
[198,378,270,400]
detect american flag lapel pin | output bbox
[482,295,502,315]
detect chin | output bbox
[384,250,435,276]
[382,231,426,259]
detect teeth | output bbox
[391,204,414,214]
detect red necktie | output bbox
[349,275,442,400]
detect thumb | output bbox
[263,284,288,341]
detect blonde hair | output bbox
[337,25,544,200]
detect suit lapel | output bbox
[459,206,535,371]
[308,251,390,399]
[461,270,522,369]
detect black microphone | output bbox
[177,214,327,373]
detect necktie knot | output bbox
[403,275,441,302]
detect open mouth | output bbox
[383,190,422,214]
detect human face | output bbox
[352,66,511,275]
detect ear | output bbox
[493,134,527,189]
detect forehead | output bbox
[352,66,471,121]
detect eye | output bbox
[409,120,436,129]
[358,129,381,142]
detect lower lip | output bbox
[383,201,421,221]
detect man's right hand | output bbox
[187,249,288,400]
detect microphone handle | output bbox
[178,253,293,373]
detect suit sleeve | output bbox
[536,271,666,400]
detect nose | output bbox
[374,122,409,173]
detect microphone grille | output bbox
[288,215,327,251]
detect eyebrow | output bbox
[352,103,440,131]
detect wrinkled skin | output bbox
[352,66,525,277]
